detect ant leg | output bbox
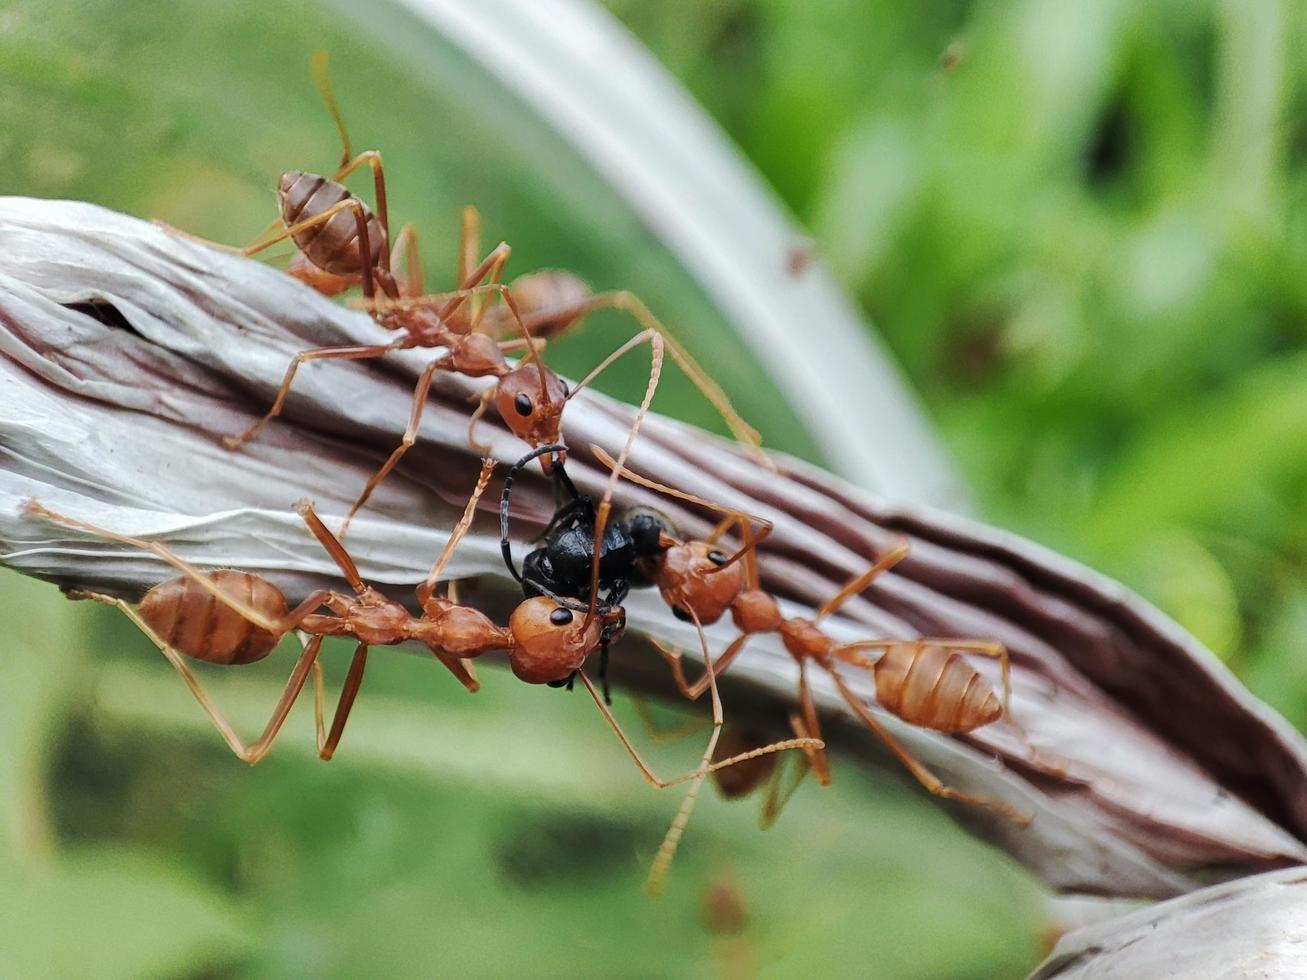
[421,458,496,595]
[646,612,723,895]
[459,205,481,287]
[78,587,325,764]
[340,354,452,535]
[578,330,666,627]
[542,291,767,466]
[796,660,832,786]
[466,387,497,455]
[223,337,410,450]
[327,149,390,275]
[311,50,353,172]
[758,714,815,829]
[815,538,911,622]
[294,500,368,593]
[575,671,820,791]
[25,502,330,636]
[653,634,754,702]
[319,642,368,759]
[240,198,379,299]
[826,668,1032,826]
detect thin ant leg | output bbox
[814,538,911,623]
[294,501,368,594]
[78,587,325,764]
[580,330,666,629]
[311,50,352,172]
[318,642,368,760]
[796,659,832,786]
[340,355,448,535]
[758,714,815,829]
[575,671,820,791]
[533,290,768,466]
[240,197,379,299]
[223,335,414,450]
[26,502,329,635]
[647,611,723,895]
[421,458,496,596]
[340,292,526,529]
[833,638,1014,726]
[824,666,1032,826]
[459,206,480,290]
[658,634,754,702]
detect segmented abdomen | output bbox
[278,171,384,276]
[872,644,1001,733]
[139,570,288,665]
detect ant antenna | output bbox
[500,442,568,585]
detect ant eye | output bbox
[708,550,727,566]
[549,607,573,625]
[672,606,691,623]
[514,392,533,416]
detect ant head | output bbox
[657,542,745,627]
[495,364,569,454]
[507,596,624,684]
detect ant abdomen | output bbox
[872,644,1002,733]
[139,570,288,666]
[278,171,384,276]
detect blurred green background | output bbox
[4,0,1306,976]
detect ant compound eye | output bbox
[514,392,534,416]
[672,606,691,623]
[549,606,574,625]
[708,549,728,566]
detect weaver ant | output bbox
[203,54,763,536]
[596,451,1032,827]
[23,468,816,830]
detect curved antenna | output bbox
[499,442,567,584]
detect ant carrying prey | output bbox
[26,466,819,891]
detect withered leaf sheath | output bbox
[1,198,1306,898]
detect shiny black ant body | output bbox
[499,444,674,700]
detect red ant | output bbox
[23,469,819,849]
[196,54,765,536]
[593,450,1031,827]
